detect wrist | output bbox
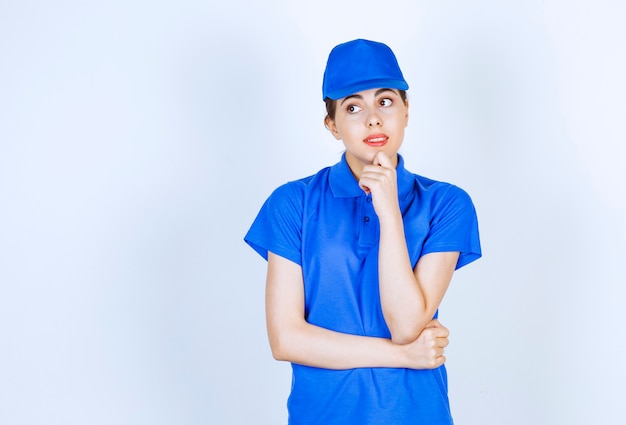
[377,205,402,226]
[388,339,410,368]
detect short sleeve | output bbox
[244,182,304,265]
[421,185,482,270]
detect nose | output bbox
[367,111,382,127]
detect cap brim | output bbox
[324,78,409,101]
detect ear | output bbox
[404,100,409,127]
[324,116,342,140]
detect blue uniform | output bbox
[245,154,481,425]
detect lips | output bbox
[364,134,388,147]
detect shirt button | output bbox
[363,216,370,222]
[366,196,372,202]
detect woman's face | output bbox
[326,88,409,178]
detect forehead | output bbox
[339,88,400,102]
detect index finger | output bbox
[372,151,392,168]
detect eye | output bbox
[347,104,362,114]
[379,98,393,107]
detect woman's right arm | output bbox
[265,252,448,370]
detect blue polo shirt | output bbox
[245,154,481,425]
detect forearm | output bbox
[269,320,407,370]
[378,212,431,344]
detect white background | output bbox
[1,1,625,424]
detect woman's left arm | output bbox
[380,246,458,345]
[360,152,459,345]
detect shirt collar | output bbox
[329,153,414,200]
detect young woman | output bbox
[245,39,481,425]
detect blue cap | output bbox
[322,39,409,100]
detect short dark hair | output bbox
[324,90,408,123]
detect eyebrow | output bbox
[340,88,397,105]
